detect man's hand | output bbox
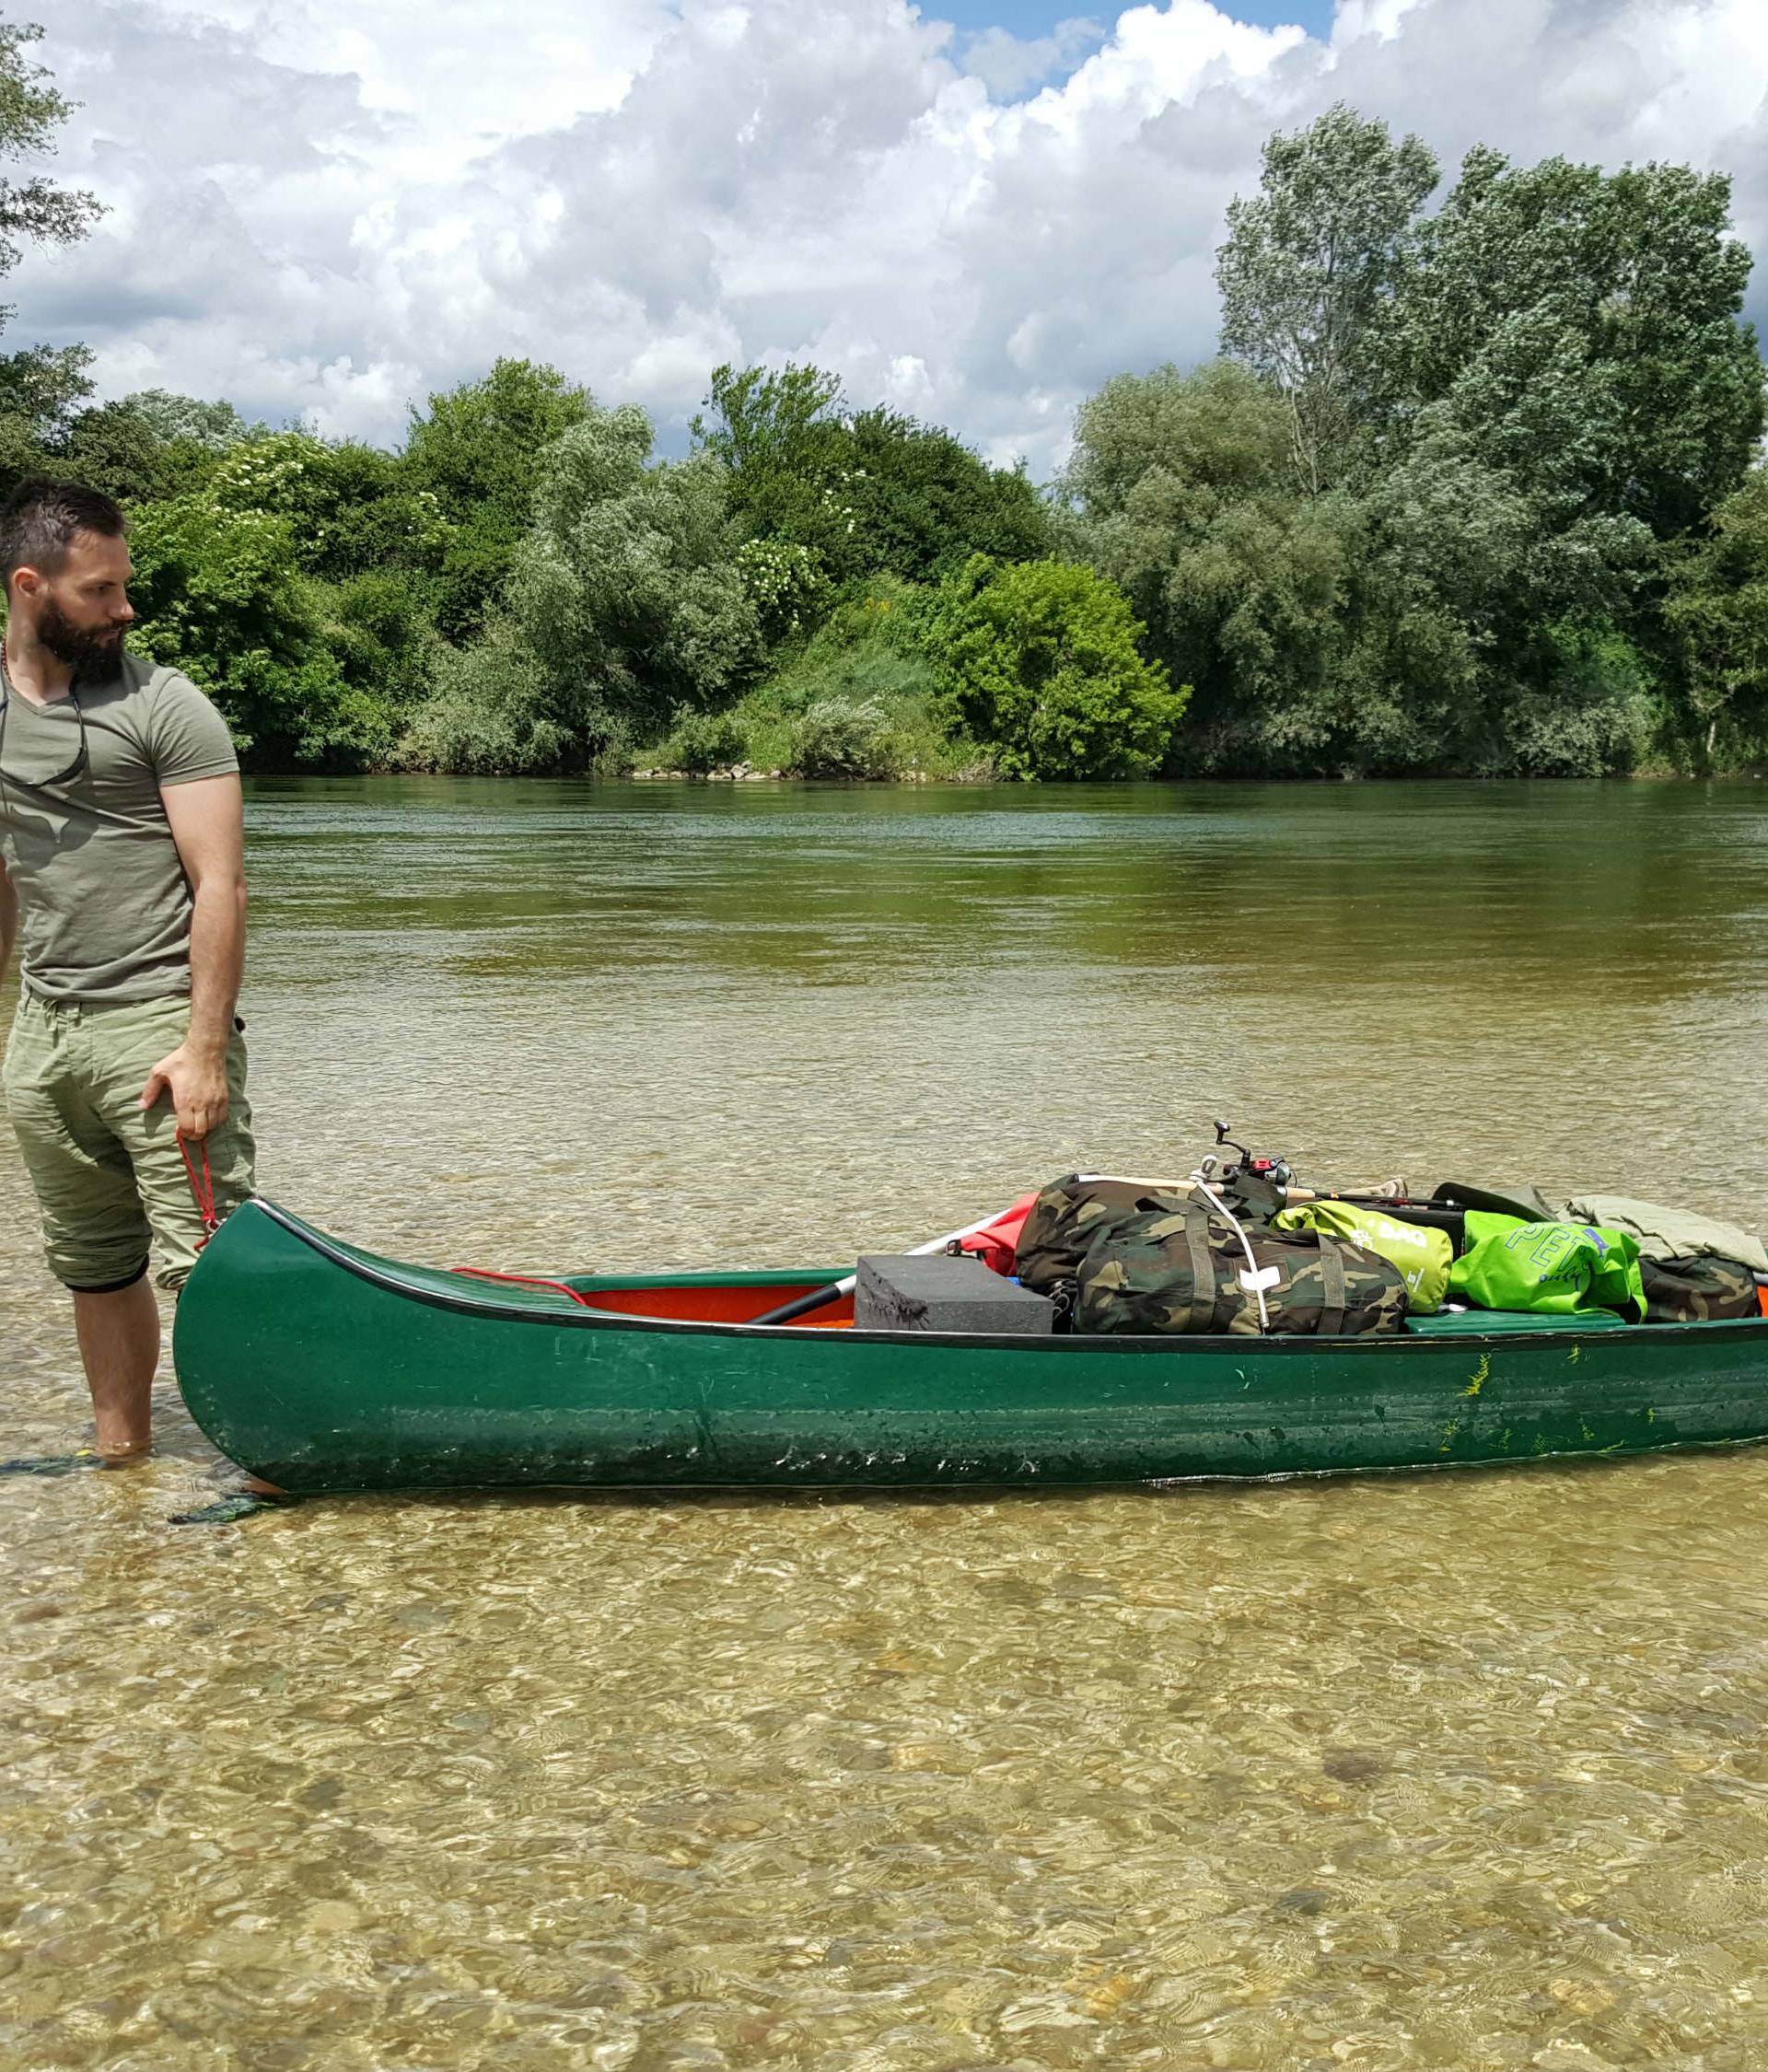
[140,1040,230,1138]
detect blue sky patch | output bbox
[931,0,1337,43]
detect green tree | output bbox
[398,618,587,776]
[0,338,91,435]
[1344,416,1654,775]
[692,360,843,471]
[411,401,762,774]
[122,390,256,450]
[200,427,451,585]
[0,22,101,490]
[1064,358,1291,520]
[127,491,389,770]
[0,339,92,491]
[0,22,101,309]
[838,407,1049,582]
[402,357,592,637]
[1063,353,1655,776]
[919,555,1187,780]
[1389,149,1764,537]
[1216,104,1437,495]
[695,360,1049,591]
[506,402,762,742]
[1064,361,1355,772]
[56,396,237,505]
[320,571,444,719]
[1664,468,1768,764]
[0,364,255,503]
[191,432,453,733]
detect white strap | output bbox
[1191,1170,1270,1333]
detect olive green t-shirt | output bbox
[0,653,239,1003]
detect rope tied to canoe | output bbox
[177,1130,221,1250]
[448,1264,594,1308]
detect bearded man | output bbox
[0,479,254,1462]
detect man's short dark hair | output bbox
[0,478,127,587]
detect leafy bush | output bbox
[1501,621,1652,777]
[919,556,1189,779]
[400,620,626,775]
[635,575,997,780]
[658,706,748,774]
[736,536,828,642]
[785,697,904,778]
[320,572,443,715]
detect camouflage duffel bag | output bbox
[1015,1177,1184,1293]
[1075,1199,1409,1338]
[1015,1168,1289,1296]
[1639,1253,1762,1323]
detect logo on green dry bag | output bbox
[1500,1221,1603,1291]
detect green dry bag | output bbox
[1273,1202,1451,1315]
[1448,1210,1645,1321]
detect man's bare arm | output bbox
[141,774,247,1137]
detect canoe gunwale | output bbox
[243,1196,1768,1359]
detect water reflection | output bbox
[6,776,1768,2068]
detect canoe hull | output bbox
[172,1199,1768,1495]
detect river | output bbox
[5,776,1768,2069]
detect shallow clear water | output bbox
[6,776,1768,2069]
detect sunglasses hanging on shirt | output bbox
[0,686,88,793]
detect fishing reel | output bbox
[1200,1119,1295,1194]
[1202,1119,1414,1209]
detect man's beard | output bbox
[37,595,126,679]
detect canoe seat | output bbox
[1407,1308,1629,1336]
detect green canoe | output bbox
[171,1196,1768,1496]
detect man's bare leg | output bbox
[71,1277,159,1459]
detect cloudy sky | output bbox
[18,0,1768,472]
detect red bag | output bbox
[948,1191,1041,1276]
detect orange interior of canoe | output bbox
[572,1283,855,1327]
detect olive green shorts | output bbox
[3,990,257,1293]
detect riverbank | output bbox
[628,761,959,783]
[620,759,1768,784]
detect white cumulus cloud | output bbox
[16,0,1768,474]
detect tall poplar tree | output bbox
[1216,105,1437,496]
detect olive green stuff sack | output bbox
[1273,1202,1451,1315]
[1076,1199,1409,1339]
[1448,1211,1646,1322]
